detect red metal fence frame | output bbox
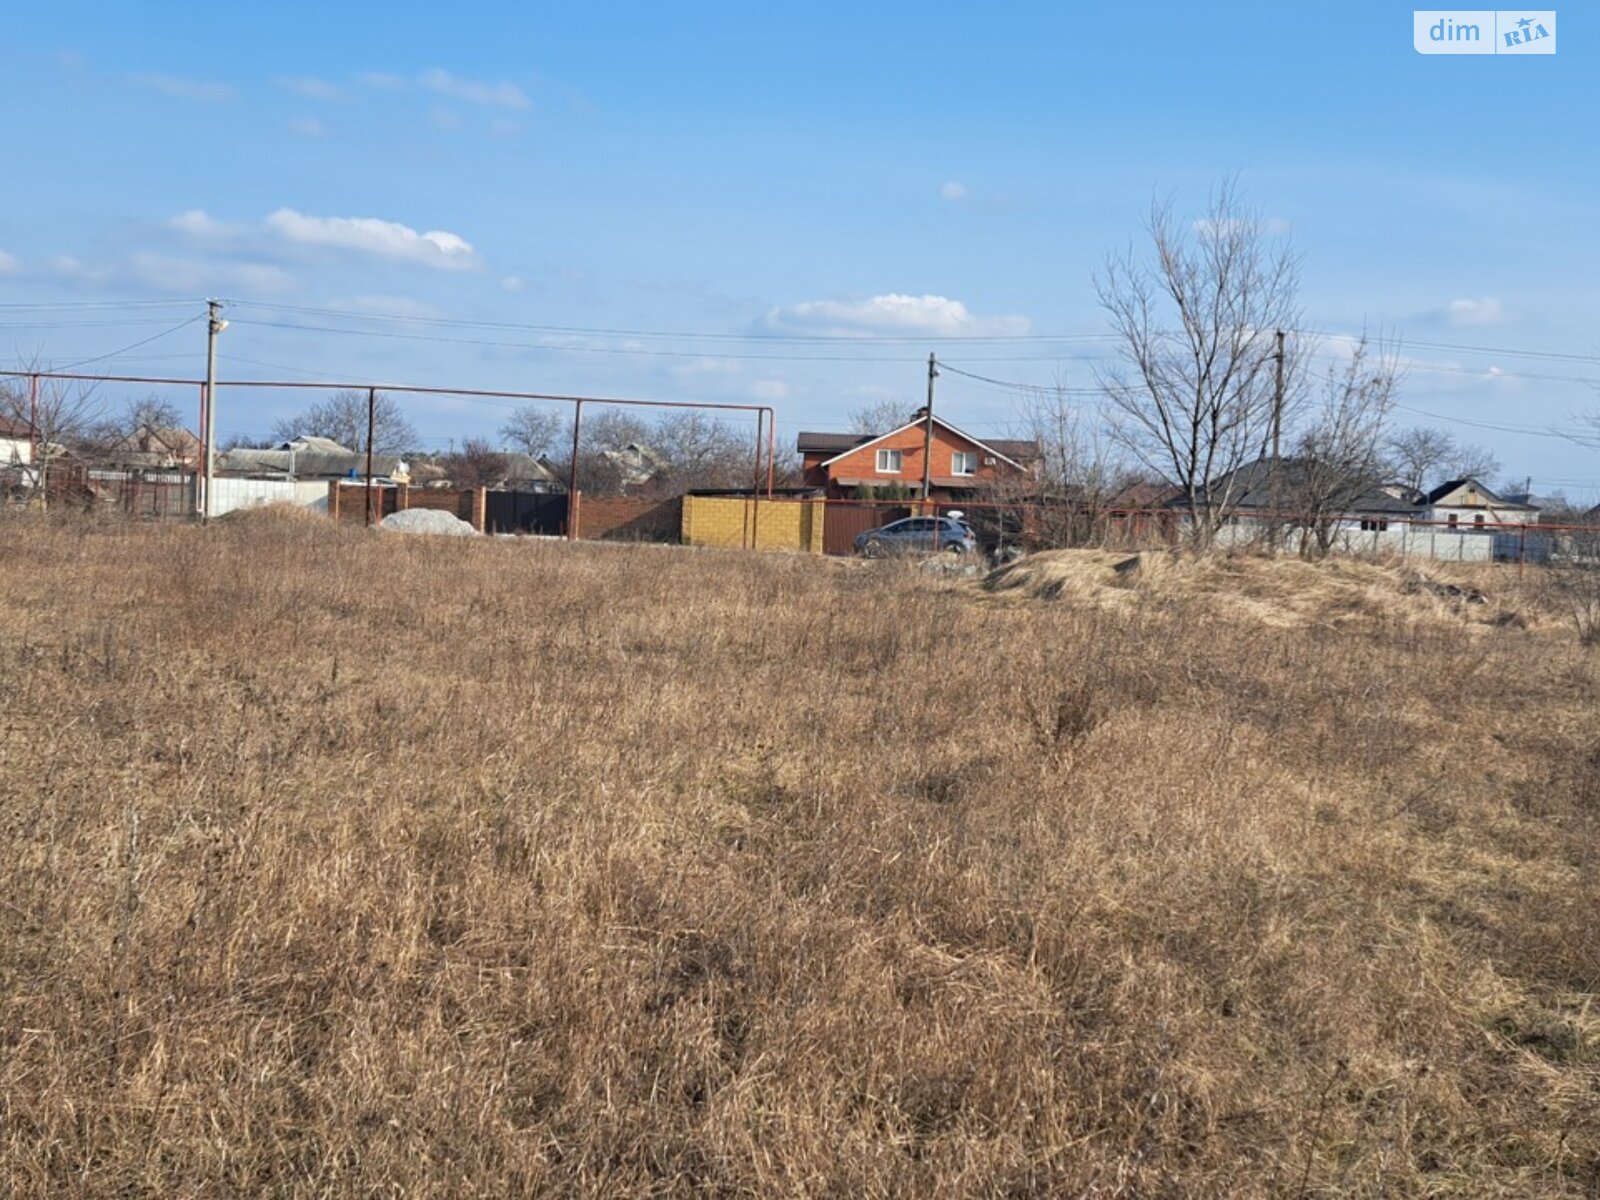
[0,370,778,545]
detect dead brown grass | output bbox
[1,517,1597,1196]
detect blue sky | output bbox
[2,2,1596,493]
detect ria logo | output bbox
[1413,10,1557,53]
[1502,13,1552,46]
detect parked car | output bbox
[855,515,978,557]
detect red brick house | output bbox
[797,413,1039,500]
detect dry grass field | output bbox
[2,514,1597,1197]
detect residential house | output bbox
[1422,478,1539,530]
[1174,458,1421,532]
[797,412,1040,500]
[600,442,666,490]
[102,424,201,471]
[498,453,564,492]
[216,436,408,482]
[0,413,32,467]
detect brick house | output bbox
[797,413,1039,500]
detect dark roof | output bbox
[1423,477,1537,510]
[1174,458,1419,515]
[0,414,32,439]
[797,431,872,454]
[988,438,1042,462]
[1108,481,1184,509]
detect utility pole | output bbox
[364,386,377,526]
[566,399,583,540]
[920,351,938,503]
[1269,329,1285,550]
[27,374,38,501]
[202,300,225,522]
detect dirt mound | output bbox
[981,549,1526,629]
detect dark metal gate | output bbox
[484,490,568,535]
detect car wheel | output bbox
[861,538,887,559]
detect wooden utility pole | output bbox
[1269,328,1285,549]
[364,386,376,526]
[920,351,938,502]
[27,374,38,502]
[566,399,583,540]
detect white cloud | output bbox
[264,208,479,271]
[418,67,529,110]
[763,293,1030,338]
[940,181,968,202]
[499,275,525,292]
[276,75,343,100]
[1448,297,1507,326]
[288,116,325,138]
[169,210,241,239]
[751,379,789,401]
[0,250,17,275]
[48,254,110,285]
[128,253,295,295]
[358,68,530,110]
[42,250,291,295]
[132,73,233,102]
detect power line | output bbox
[1389,402,1575,441]
[5,296,1598,368]
[225,300,1122,346]
[228,317,932,363]
[0,299,199,312]
[53,314,205,372]
[939,361,1102,394]
[224,302,1600,368]
[0,317,201,331]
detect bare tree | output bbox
[1096,182,1302,546]
[1384,427,1501,493]
[271,389,417,455]
[82,394,189,460]
[848,398,914,435]
[651,410,754,492]
[541,409,654,495]
[1449,441,1503,485]
[1017,379,1128,501]
[1283,334,1400,557]
[441,438,509,489]
[0,367,105,502]
[124,394,184,433]
[499,405,564,459]
[1001,380,1135,548]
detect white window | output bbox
[876,448,903,473]
[951,451,978,476]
